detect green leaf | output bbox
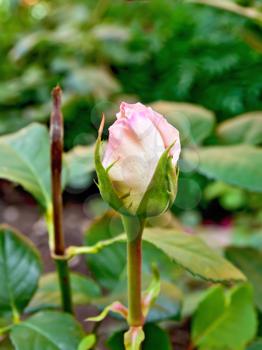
[226,247,262,312]
[192,284,257,350]
[84,212,244,285]
[107,323,172,350]
[10,311,84,350]
[247,339,262,350]
[64,66,120,98]
[107,330,126,350]
[64,145,94,190]
[78,335,96,350]
[217,112,262,145]
[84,211,126,291]
[143,227,245,283]
[28,272,101,311]
[150,101,214,145]
[0,123,51,210]
[184,145,262,192]
[182,290,206,318]
[141,324,171,350]
[0,225,42,318]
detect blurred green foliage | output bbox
[0,0,261,149]
[0,0,262,236]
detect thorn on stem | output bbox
[98,113,105,138]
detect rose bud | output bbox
[95,102,181,218]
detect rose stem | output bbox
[50,85,73,314]
[121,215,145,327]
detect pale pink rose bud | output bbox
[95,102,180,217]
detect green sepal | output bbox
[124,327,145,350]
[136,146,178,218]
[94,117,129,216]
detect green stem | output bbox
[55,258,73,314]
[121,215,145,327]
[50,86,73,314]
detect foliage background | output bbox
[0,0,261,146]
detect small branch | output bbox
[66,234,126,259]
[50,85,73,314]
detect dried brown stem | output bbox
[50,85,73,313]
